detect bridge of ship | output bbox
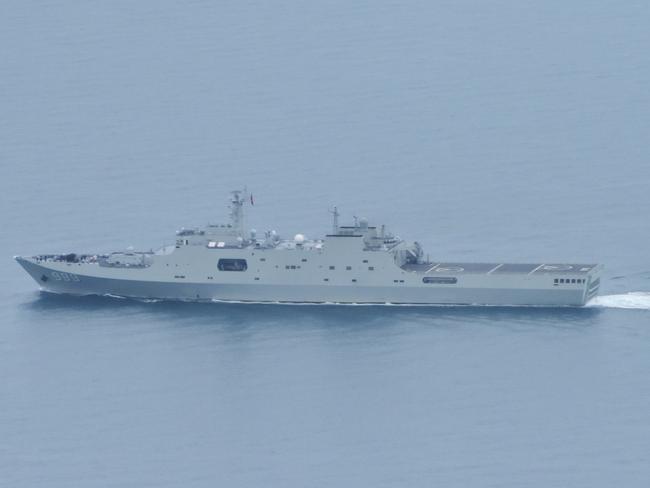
[401,263,598,275]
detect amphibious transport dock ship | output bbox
[15,190,601,306]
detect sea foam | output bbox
[587,292,650,310]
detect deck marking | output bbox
[487,264,503,274]
[528,264,546,275]
[542,265,573,271]
[426,263,440,273]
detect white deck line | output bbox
[487,263,503,274]
[426,263,440,273]
[528,264,546,275]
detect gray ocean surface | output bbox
[1,1,650,486]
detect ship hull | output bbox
[16,257,600,307]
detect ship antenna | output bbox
[329,206,340,234]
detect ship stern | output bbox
[583,265,603,305]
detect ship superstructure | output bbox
[15,190,601,306]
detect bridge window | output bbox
[346,266,352,270]
[422,276,457,284]
[368,266,374,271]
[329,266,335,270]
[218,259,247,271]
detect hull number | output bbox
[51,272,80,282]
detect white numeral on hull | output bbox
[51,272,80,282]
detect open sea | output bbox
[1,1,649,486]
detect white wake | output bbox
[587,292,650,310]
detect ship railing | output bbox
[97,256,151,268]
[34,253,103,264]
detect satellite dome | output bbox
[294,234,305,244]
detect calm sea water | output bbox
[2,1,649,486]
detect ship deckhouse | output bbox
[173,189,423,267]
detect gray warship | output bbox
[15,190,601,306]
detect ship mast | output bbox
[229,189,246,237]
[330,206,340,235]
